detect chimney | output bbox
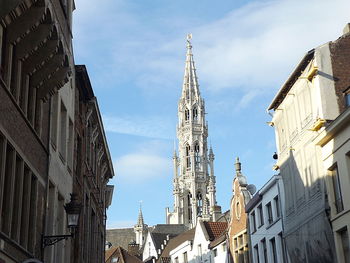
[166,234,170,241]
[161,244,164,250]
[343,23,350,35]
[158,249,161,255]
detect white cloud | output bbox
[194,0,350,94]
[113,140,172,181]
[102,115,174,139]
[115,153,171,181]
[106,220,135,229]
[74,0,350,108]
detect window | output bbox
[251,211,257,232]
[330,165,344,213]
[187,193,192,223]
[59,101,67,161]
[266,202,273,224]
[50,94,59,147]
[222,242,226,251]
[213,248,217,257]
[174,256,179,263]
[258,204,264,227]
[344,87,350,107]
[193,107,198,122]
[198,244,202,260]
[254,244,260,263]
[186,144,191,169]
[183,252,188,263]
[346,93,350,107]
[338,227,350,263]
[194,142,200,168]
[67,119,74,171]
[261,239,267,263]
[185,108,190,121]
[274,196,280,218]
[197,192,202,216]
[270,238,277,263]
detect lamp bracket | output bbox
[42,234,73,248]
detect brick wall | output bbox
[330,32,350,113]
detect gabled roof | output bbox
[157,228,195,263]
[202,221,228,241]
[105,246,142,263]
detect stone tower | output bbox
[134,205,147,247]
[166,35,221,228]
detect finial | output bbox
[186,33,192,49]
[235,157,241,174]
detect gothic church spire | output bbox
[181,34,200,102]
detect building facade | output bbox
[267,25,350,262]
[228,158,253,263]
[0,0,74,262]
[73,65,114,263]
[166,35,221,228]
[314,25,350,263]
[0,1,115,262]
[246,175,286,263]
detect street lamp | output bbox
[42,193,82,248]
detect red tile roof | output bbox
[203,221,228,241]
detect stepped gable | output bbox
[106,228,136,250]
[157,228,196,263]
[202,221,228,241]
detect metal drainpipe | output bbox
[41,96,52,261]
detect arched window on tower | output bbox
[185,108,190,122]
[188,192,192,223]
[197,192,203,216]
[193,107,198,122]
[194,142,200,169]
[186,144,191,170]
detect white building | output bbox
[246,175,286,263]
[267,25,350,262]
[166,35,221,228]
[167,219,228,263]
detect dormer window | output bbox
[185,108,190,122]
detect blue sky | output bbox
[73,0,350,228]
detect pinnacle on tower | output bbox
[181,33,200,102]
[136,203,144,227]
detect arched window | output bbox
[185,108,190,122]
[188,192,192,223]
[197,192,203,216]
[193,107,198,122]
[194,142,200,168]
[186,144,191,169]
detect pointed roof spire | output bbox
[181,34,200,101]
[137,201,144,226]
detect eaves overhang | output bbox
[267,49,315,111]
